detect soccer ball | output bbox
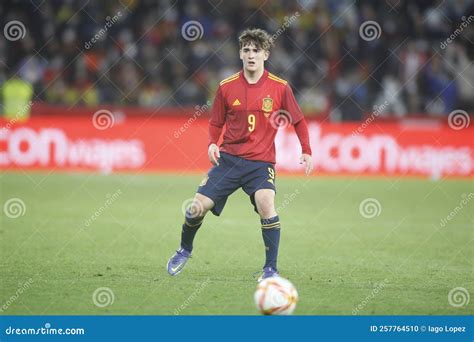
[254,277,298,315]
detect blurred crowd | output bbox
[1,0,473,120]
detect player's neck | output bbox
[243,68,265,84]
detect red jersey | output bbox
[209,70,311,164]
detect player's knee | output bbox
[255,197,277,218]
[258,206,277,219]
[187,194,214,218]
[186,201,206,218]
[254,190,277,219]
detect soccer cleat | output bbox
[257,266,280,282]
[167,248,191,276]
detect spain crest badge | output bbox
[262,97,273,113]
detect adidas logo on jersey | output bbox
[232,99,241,106]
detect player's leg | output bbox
[242,163,280,280]
[254,188,281,280]
[254,188,277,218]
[180,193,214,253]
[167,152,240,276]
[167,193,214,276]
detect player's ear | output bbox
[239,49,243,60]
[263,50,269,61]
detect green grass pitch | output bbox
[1,171,472,315]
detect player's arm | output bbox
[294,119,313,175]
[208,86,226,165]
[283,84,313,175]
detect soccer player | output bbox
[167,28,313,281]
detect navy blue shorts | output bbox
[197,152,276,216]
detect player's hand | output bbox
[208,143,220,166]
[300,154,313,176]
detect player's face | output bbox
[240,43,269,73]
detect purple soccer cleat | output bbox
[167,248,191,276]
[257,266,280,282]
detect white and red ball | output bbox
[254,277,298,315]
